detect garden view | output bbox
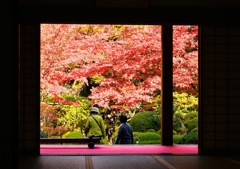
[40,24,198,145]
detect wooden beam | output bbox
[161,24,173,145]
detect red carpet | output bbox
[40,144,198,155]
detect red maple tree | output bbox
[41,24,198,110]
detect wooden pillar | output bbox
[161,24,173,145]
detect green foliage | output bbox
[40,91,54,102]
[40,95,92,138]
[173,92,198,115]
[133,131,142,138]
[50,136,61,138]
[100,138,108,144]
[141,95,161,112]
[58,105,88,131]
[129,111,160,132]
[156,129,161,134]
[173,135,184,144]
[40,130,48,138]
[183,127,198,144]
[138,140,161,144]
[173,92,198,136]
[184,117,198,133]
[184,111,198,120]
[61,93,78,102]
[137,132,161,144]
[57,96,91,132]
[90,74,104,84]
[133,131,142,143]
[62,129,84,138]
[146,129,156,133]
[41,90,199,145]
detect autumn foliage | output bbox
[41,24,198,110]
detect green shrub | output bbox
[184,117,198,133]
[173,135,184,144]
[184,111,198,120]
[100,138,108,144]
[138,132,161,144]
[62,130,84,138]
[133,131,142,144]
[138,140,161,144]
[183,127,198,144]
[133,131,142,137]
[173,92,198,135]
[173,130,177,135]
[146,129,156,133]
[129,111,160,132]
[40,131,48,138]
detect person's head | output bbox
[93,104,100,108]
[119,115,127,123]
[91,106,99,114]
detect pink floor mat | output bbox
[40,144,198,155]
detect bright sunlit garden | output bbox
[40,24,198,145]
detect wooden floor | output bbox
[19,154,240,169]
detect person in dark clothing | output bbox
[115,115,133,144]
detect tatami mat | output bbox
[19,155,240,169]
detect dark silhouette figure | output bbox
[115,115,133,144]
